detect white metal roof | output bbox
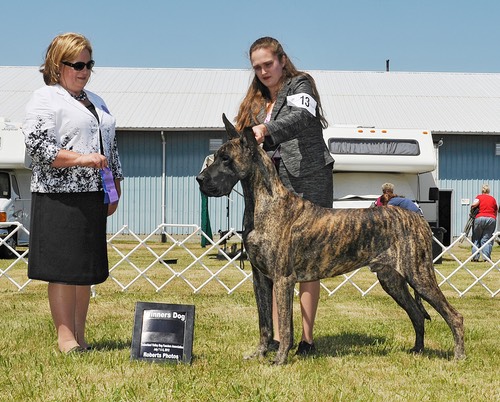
[1,66,500,133]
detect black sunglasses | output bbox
[61,60,95,71]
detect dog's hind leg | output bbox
[414,291,431,320]
[410,270,465,360]
[375,266,427,354]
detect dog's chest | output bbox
[243,228,280,276]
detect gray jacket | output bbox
[260,75,334,177]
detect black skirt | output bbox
[278,161,334,208]
[28,192,109,285]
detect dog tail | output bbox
[415,292,431,321]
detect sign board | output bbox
[131,302,195,364]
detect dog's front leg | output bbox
[245,266,274,360]
[274,277,295,365]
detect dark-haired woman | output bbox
[236,37,334,356]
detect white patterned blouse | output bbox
[22,84,123,193]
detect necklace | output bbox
[70,90,87,102]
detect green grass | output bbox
[0,240,499,401]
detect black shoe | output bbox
[295,340,316,356]
[268,339,280,351]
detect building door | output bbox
[438,190,452,246]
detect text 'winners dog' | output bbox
[197,114,465,365]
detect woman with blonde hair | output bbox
[23,33,122,353]
[236,37,334,356]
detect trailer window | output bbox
[328,138,420,156]
[0,173,10,199]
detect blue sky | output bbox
[2,0,499,73]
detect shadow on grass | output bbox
[315,332,390,357]
[314,332,454,360]
[92,338,131,351]
[413,347,454,360]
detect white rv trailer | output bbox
[0,117,31,258]
[323,126,439,226]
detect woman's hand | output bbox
[75,153,108,169]
[252,124,268,144]
[52,149,108,169]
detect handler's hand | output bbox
[252,124,268,145]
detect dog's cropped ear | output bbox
[242,128,258,153]
[222,113,240,140]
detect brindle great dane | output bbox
[197,114,465,365]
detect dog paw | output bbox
[273,353,288,365]
[409,347,423,355]
[243,348,266,360]
[243,351,258,360]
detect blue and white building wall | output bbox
[108,130,245,237]
[438,134,500,239]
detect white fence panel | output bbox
[1,222,498,297]
[0,222,31,291]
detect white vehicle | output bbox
[323,126,440,227]
[0,117,31,258]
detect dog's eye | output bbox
[220,154,231,165]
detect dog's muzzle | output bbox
[196,173,226,197]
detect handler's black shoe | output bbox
[268,339,280,351]
[295,341,316,356]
